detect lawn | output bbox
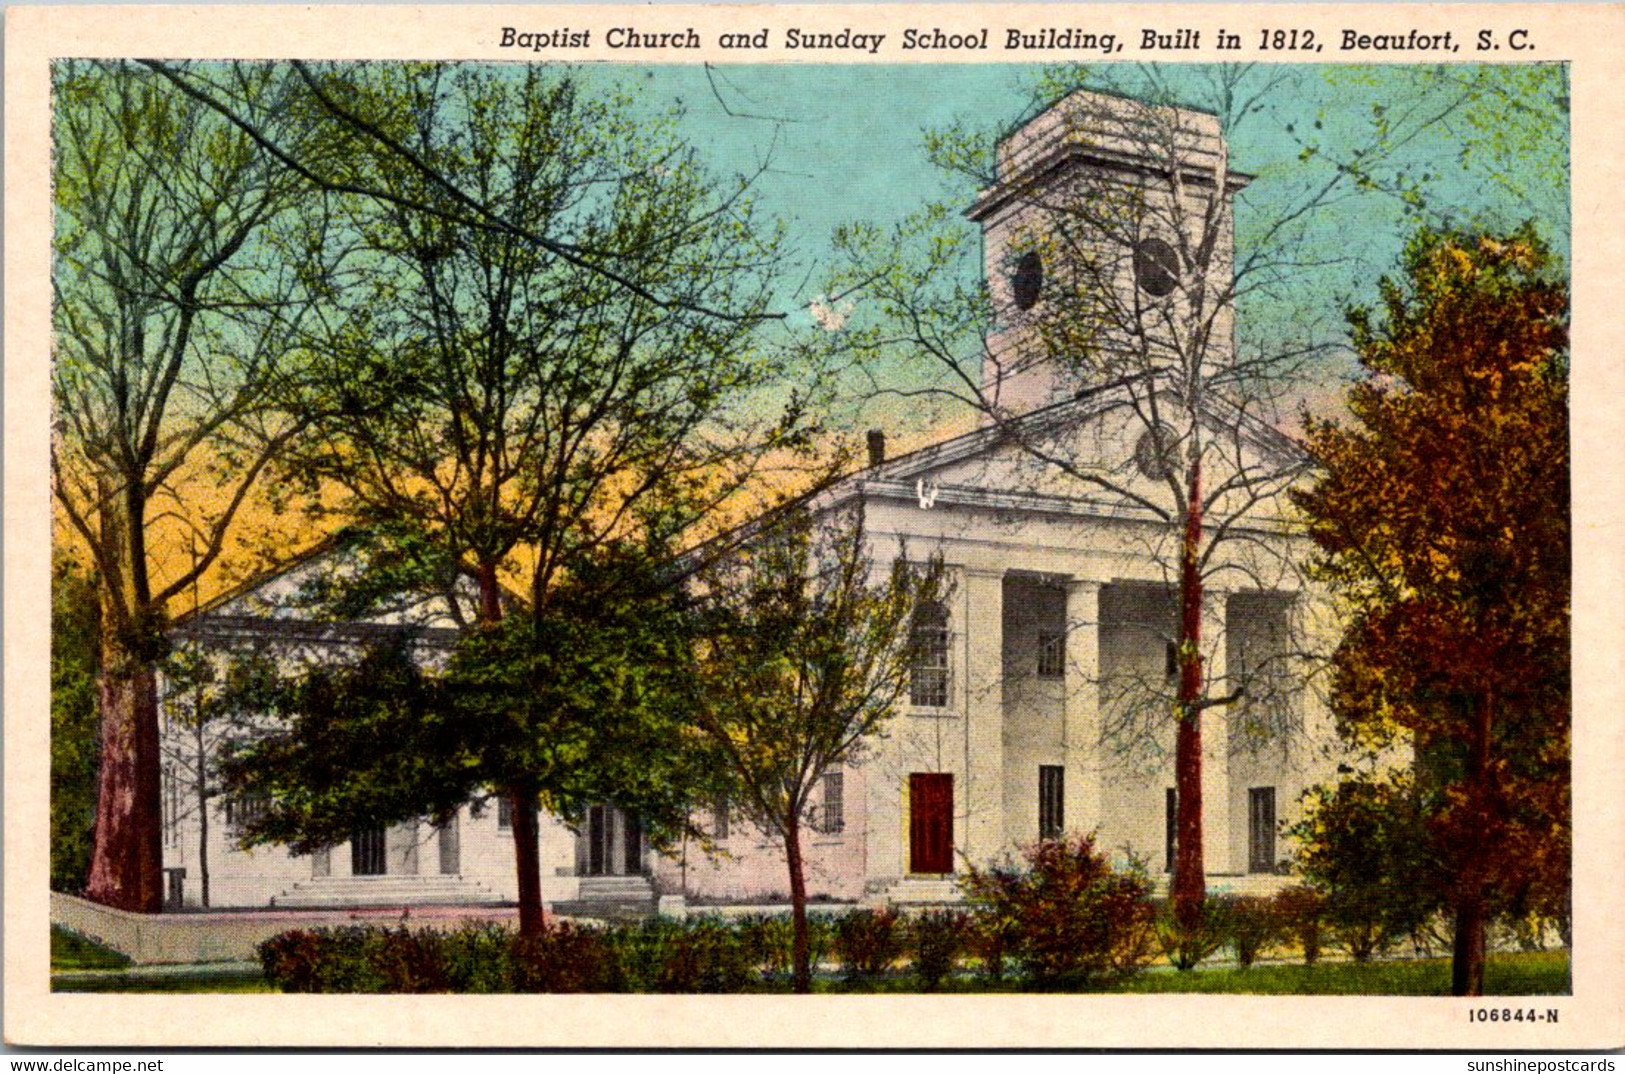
[1101,950,1570,995]
[50,926,272,993]
[50,921,1567,996]
[50,925,130,971]
[821,950,1568,995]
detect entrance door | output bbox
[584,804,644,876]
[909,773,954,874]
[1248,787,1277,873]
[351,826,387,876]
[437,815,460,875]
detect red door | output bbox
[909,773,954,874]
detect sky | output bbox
[571,62,1570,435]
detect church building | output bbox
[158,89,1338,912]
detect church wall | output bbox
[651,763,869,902]
[1095,583,1181,873]
[1000,576,1068,848]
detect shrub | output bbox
[834,907,904,980]
[909,909,967,991]
[649,917,755,992]
[441,924,514,993]
[1217,894,1279,968]
[1154,897,1229,972]
[259,926,389,993]
[1272,885,1325,964]
[965,835,1155,988]
[259,923,626,994]
[1290,777,1439,963]
[802,911,838,975]
[736,913,794,978]
[966,911,1013,982]
[510,923,625,993]
[369,927,451,992]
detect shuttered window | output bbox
[1039,766,1064,839]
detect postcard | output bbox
[6,2,1623,1050]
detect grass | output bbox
[47,922,1568,996]
[53,971,277,993]
[50,925,131,971]
[1102,950,1570,995]
[51,924,271,993]
[812,950,1569,995]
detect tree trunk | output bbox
[510,778,545,938]
[84,635,163,912]
[473,562,549,935]
[1452,688,1494,996]
[477,560,503,623]
[195,723,211,908]
[785,810,812,994]
[85,480,165,913]
[1172,459,1207,933]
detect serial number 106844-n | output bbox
[1470,1008,1560,1023]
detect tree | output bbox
[1290,773,1443,961]
[691,506,946,992]
[52,60,321,911]
[221,544,721,934]
[1292,226,1569,995]
[51,553,100,893]
[252,63,820,936]
[832,73,1322,936]
[159,643,275,907]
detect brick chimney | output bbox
[866,429,886,468]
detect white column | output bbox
[961,567,1005,867]
[1063,579,1103,838]
[1200,591,1232,875]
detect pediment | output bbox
[186,535,477,636]
[854,384,1306,524]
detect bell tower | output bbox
[966,90,1250,416]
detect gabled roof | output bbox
[673,376,1309,575]
[830,375,1306,511]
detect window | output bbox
[816,771,845,835]
[1011,251,1043,310]
[1134,237,1180,297]
[163,766,181,848]
[909,601,951,708]
[497,796,513,830]
[1248,787,1277,873]
[713,794,730,841]
[1037,632,1065,679]
[1038,766,1064,840]
[1165,640,1179,680]
[1165,788,1178,873]
[225,792,268,833]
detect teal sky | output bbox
[568,63,1569,431]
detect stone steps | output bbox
[882,877,965,905]
[270,875,502,908]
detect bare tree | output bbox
[826,66,1458,932]
[52,60,320,911]
[692,505,946,992]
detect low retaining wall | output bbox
[50,892,528,965]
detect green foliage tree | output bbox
[263,63,815,936]
[52,60,321,911]
[51,554,101,892]
[222,544,723,935]
[1293,226,1569,995]
[692,506,946,992]
[1290,774,1442,961]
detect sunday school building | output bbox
[158,89,1341,913]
